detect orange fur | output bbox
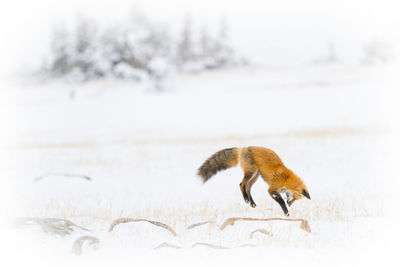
[245,147,309,205]
[198,146,310,216]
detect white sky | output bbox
[0,0,399,76]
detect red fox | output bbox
[197,146,310,216]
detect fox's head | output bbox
[279,171,310,207]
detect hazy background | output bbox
[1,0,399,76]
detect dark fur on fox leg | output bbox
[240,182,249,203]
[240,183,257,208]
[246,172,259,208]
[240,169,258,207]
[249,197,256,208]
[271,192,289,216]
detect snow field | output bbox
[1,64,398,266]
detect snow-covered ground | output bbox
[1,64,399,266]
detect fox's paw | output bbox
[250,202,256,208]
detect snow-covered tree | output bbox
[362,37,395,65]
[48,24,72,76]
[42,12,245,83]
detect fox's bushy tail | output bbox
[197,148,239,183]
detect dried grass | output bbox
[154,242,182,249]
[191,242,229,250]
[15,217,89,236]
[34,173,92,182]
[71,235,100,255]
[249,229,273,239]
[186,220,216,230]
[108,217,177,236]
[220,217,311,233]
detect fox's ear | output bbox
[302,189,311,199]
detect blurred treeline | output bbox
[40,11,246,84]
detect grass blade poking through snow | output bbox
[249,229,273,239]
[219,217,311,233]
[71,235,100,256]
[15,217,90,236]
[186,220,216,230]
[108,218,177,236]
[154,242,182,250]
[191,242,229,250]
[34,173,92,182]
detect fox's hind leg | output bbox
[239,180,249,204]
[246,172,259,208]
[239,167,258,206]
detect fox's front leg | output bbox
[268,189,289,216]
